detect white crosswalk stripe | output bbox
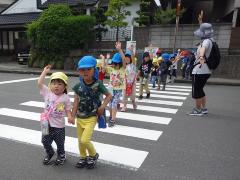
[0,107,162,141]
[0,124,148,170]
[0,81,192,170]
[135,85,192,92]
[21,101,172,124]
[22,101,178,114]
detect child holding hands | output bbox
[38,65,73,165]
[72,56,112,169]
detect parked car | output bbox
[17,50,30,65]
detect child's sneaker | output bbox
[138,95,143,100]
[55,154,66,165]
[188,108,203,116]
[146,92,150,98]
[86,153,99,169]
[43,152,54,165]
[202,108,208,114]
[108,119,115,127]
[75,157,87,168]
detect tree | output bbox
[93,7,108,42]
[155,8,185,24]
[27,4,95,68]
[136,0,151,26]
[71,1,86,15]
[105,0,131,41]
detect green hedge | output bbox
[27,4,95,68]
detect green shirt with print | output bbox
[72,79,108,119]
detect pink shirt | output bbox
[40,85,71,128]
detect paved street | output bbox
[0,72,240,180]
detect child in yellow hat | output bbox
[38,65,74,165]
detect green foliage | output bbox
[71,2,86,15]
[93,8,108,41]
[27,4,95,68]
[155,8,185,24]
[105,0,131,41]
[136,0,151,26]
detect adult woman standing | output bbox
[189,23,214,116]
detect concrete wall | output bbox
[148,24,232,50]
[131,24,239,79]
[212,55,240,79]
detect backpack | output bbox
[205,39,221,70]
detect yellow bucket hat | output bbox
[50,72,68,85]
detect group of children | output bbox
[149,48,194,92]
[38,41,139,169]
[38,41,189,169]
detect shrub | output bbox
[27,4,95,68]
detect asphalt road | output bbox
[0,73,240,180]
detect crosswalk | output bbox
[0,80,192,171]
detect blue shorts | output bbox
[109,90,122,109]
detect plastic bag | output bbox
[126,83,133,96]
[98,115,107,129]
[40,112,49,135]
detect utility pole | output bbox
[173,0,181,53]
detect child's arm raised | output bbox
[128,44,136,65]
[38,65,51,89]
[115,41,126,68]
[100,54,106,73]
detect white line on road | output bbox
[0,124,148,170]
[135,98,183,106]
[21,101,172,125]
[22,100,178,114]
[0,107,162,141]
[136,90,189,96]
[136,83,192,89]
[69,90,189,96]
[135,85,192,92]
[0,77,49,85]
[135,93,187,100]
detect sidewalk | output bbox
[0,61,240,86]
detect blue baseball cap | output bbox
[125,51,132,57]
[161,53,170,61]
[169,54,175,59]
[111,53,122,63]
[78,56,97,69]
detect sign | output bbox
[144,46,159,58]
[126,41,136,55]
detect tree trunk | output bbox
[116,26,119,42]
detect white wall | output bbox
[2,0,41,14]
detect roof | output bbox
[0,12,40,28]
[37,0,99,9]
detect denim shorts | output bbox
[109,90,122,109]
